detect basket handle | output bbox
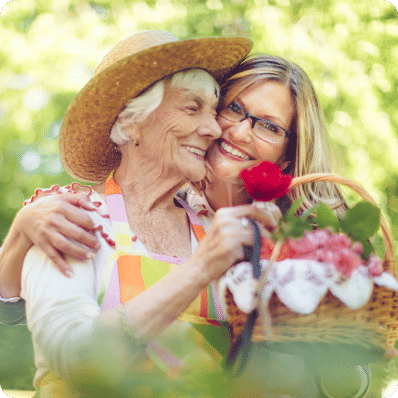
[289,173,396,274]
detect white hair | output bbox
[110,69,219,146]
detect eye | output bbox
[258,120,280,135]
[227,102,242,114]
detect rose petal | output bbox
[239,161,292,201]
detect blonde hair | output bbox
[220,54,346,217]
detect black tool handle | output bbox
[224,218,262,377]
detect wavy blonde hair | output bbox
[219,54,346,217]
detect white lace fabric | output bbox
[219,259,398,316]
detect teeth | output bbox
[185,146,205,157]
[220,141,251,160]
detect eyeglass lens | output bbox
[220,102,288,143]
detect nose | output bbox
[229,118,252,143]
[197,115,222,140]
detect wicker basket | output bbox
[226,173,398,355]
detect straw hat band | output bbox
[59,33,252,182]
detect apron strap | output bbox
[175,196,206,242]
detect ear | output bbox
[119,116,140,143]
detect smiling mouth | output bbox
[219,140,252,161]
[183,145,206,158]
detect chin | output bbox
[207,164,243,185]
[184,168,206,183]
[207,156,254,184]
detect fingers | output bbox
[56,202,99,248]
[253,201,282,229]
[62,196,96,231]
[44,226,97,259]
[39,242,74,278]
[67,192,98,213]
[22,192,101,264]
[229,202,281,232]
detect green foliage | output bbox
[340,201,381,257]
[0,0,397,394]
[277,197,381,259]
[315,203,340,232]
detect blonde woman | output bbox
[198,54,344,217]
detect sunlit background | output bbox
[0,0,397,396]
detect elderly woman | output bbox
[1,50,367,397]
[1,30,287,396]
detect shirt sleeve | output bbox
[0,298,26,325]
[21,245,100,380]
[0,245,26,325]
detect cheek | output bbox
[255,141,287,164]
[216,116,230,135]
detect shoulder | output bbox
[24,182,95,205]
[24,183,114,247]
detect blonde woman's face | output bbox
[207,80,295,184]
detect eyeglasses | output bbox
[219,101,291,144]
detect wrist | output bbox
[0,222,34,298]
[183,254,213,290]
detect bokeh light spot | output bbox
[23,88,49,111]
[20,150,41,172]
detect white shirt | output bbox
[20,186,201,387]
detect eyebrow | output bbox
[188,93,219,110]
[236,98,287,128]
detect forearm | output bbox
[0,217,33,298]
[22,244,208,382]
[121,256,209,342]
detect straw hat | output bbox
[59,30,253,182]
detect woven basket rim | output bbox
[289,173,396,274]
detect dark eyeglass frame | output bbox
[219,101,291,142]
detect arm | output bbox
[21,202,276,382]
[0,244,27,326]
[0,192,100,299]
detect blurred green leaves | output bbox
[0,0,397,393]
[1,0,397,242]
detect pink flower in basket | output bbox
[288,230,362,277]
[332,247,362,277]
[368,253,383,277]
[289,229,331,254]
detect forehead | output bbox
[165,87,219,108]
[234,80,295,126]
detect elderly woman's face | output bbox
[137,86,221,182]
[207,80,295,184]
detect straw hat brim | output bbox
[59,36,253,182]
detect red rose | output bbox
[239,161,292,202]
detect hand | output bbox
[252,201,282,231]
[16,192,100,277]
[192,203,278,284]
